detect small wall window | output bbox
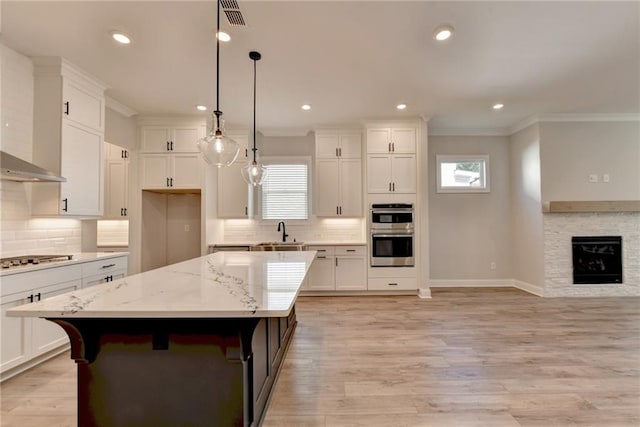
[436,155,490,193]
[261,158,309,220]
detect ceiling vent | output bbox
[220,0,246,26]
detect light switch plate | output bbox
[589,174,599,183]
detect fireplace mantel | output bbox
[544,200,640,213]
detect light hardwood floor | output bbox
[2,288,639,427]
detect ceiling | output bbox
[1,1,639,135]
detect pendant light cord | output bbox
[214,0,221,123]
[252,55,257,162]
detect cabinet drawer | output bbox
[368,277,417,291]
[308,246,335,256]
[335,245,366,256]
[1,265,83,296]
[82,256,128,277]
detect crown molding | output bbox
[433,113,640,138]
[428,127,511,137]
[259,128,311,137]
[105,96,138,117]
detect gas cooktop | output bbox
[0,254,73,269]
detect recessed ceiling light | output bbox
[301,104,311,111]
[396,104,407,110]
[196,105,207,111]
[433,25,454,42]
[493,103,504,110]
[111,31,131,45]
[217,31,231,42]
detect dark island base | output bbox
[50,307,296,427]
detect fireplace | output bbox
[572,236,622,284]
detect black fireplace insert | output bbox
[572,236,622,284]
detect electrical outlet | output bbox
[490,262,496,270]
[184,224,190,232]
[603,174,610,183]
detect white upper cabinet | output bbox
[139,119,206,190]
[104,142,129,219]
[366,123,418,194]
[31,57,106,217]
[315,130,363,217]
[62,78,104,132]
[316,132,362,159]
[140,124,203,153]
[366,127,415,154]
[140,153,201,189]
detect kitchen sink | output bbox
[250,242,307,251]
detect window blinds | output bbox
[262,164,308,220]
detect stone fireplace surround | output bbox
[544,211,639,297]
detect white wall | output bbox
[539,121,640,203]
[105,107,137,150]
[428,135,512,281]
[509,124,545,293]
[0,44,82,257]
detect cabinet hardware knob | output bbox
[392,182,395,192]
[36,293,41,301]
[336,147,338,157]
[120,208,124,216]
[388,182,392,192]
[64,101,70,115]
[62,198,68,212]
[335,258,338,267]
[339,206,342,215]
[339,147,342,157]
[245,206,248,216]
[346,249,356,252]
[388,283,398,286]
[170,177,174,187]
[392,142,395,152]
[101,264,116,269]
[166,177,170,187]
[166,141,170,151]
[388,142,391,152]
[170,141,174,151]
[124,208,127,216]
[28,294,34,303]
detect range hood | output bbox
[0,151,66,182]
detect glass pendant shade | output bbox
[197,115,240,168]
[241,160,267,186]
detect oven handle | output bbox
[370,210,414,214]
[370,233,415,237]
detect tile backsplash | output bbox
[97,220,129,247]
[222,218,366,243]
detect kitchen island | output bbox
[8,250,316,427]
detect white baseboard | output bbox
[427,279,544,297]
[512,279,545,297]
[418,288,432,299]
[429,279,514,288]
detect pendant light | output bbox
[197,0,240,168]
[241,51,267,186]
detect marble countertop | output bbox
[8,251,316,319]
[0,252,129,277]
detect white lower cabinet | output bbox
[367,277,417,291]
[307,248,336,290]
[306,245,366,291]
[1,266,82,374]
[0,254,128,378]
[81,256,128,288]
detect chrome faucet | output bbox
[277,221,289,242]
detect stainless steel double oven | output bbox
[369,203,414,267]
